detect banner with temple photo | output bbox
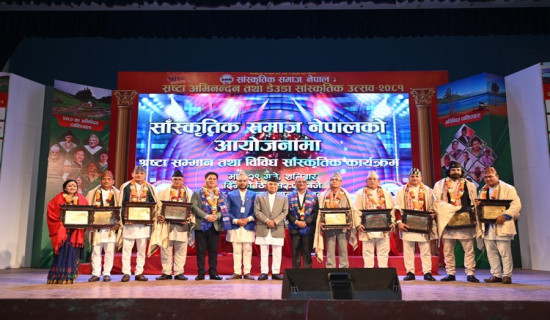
[37,80,112,267]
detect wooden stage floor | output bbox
[1,267,550,301]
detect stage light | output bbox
[314,100,332,118]
[222,98,241,119]
[165,96,186,121]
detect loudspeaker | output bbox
[282,268,402,300]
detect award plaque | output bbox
[122,202,156,225]
[401,209,431,234]
[160,201,191,224]
[477,199,512,223]
[320,208,351,229]
[361,209,392,232]
[90,206,121,228]
[60,205,93,228]
[446,208,476,229]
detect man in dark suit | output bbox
[458,127,470,145]
[287,176,318,269]
[254,176,289,280]
[191,172,225,280]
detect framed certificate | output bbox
[122,202,156,225]
[60,205,93,228]
[477,199,512,223]
[401,209,431,234]
[361,209,392,232]
[160,201,191,224]
[446,208,476,229]
[320,208,351,229]
[90,206,121,228]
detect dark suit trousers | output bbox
[195,227,220,276]
[291,233,312,269]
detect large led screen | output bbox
[135,93,411,194]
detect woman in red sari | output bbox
[47,179,88,284]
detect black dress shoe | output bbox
[423,273,436,281]
[195,274,205,281]
[502,276,512,284]
[156,274,173,280]
[242,273,255,280]
[121,274,130,282]
[209,274,222,280]
[257,273,268,281]
[226,273,242,280]
[466,275,480,283]
[440,274,456,282]
[484,276,503,283]
[174,274,188,280]
[135,274,148,281]
[403,272,415,281]
[272,274,284,280]
[103,276,111,282]
[88,275,100,282]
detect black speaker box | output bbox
[282,268,402,300]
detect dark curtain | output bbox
[2,8,550,67]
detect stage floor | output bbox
[2,267,550,301]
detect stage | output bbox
[1,268,550,319]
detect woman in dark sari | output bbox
[46,179,88,284]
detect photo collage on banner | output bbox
[0,75,8,176]
[40,80,112,267]
[437,73,512,188]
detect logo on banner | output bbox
[220,74,234,84]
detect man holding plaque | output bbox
[191,172,226,281]
[85,170,120,282]
[119,165,159,282]
[225,170,257,280]
[254,176,289,280]
[477,167,521,284]
[313,172,356,269]
[433,161,481,283]
[151,170,193,281]
[287,176,319,269]
[353,171,395,269]
[395,168,437,281]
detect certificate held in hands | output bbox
[320,208,351,229]
[122,202,156,225]
[361,209,392,232]
[160,201,191,225]
[477,199,512,223]
[60,205,93,229]
[401,209,431,234]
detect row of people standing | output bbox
[46,161,520,285]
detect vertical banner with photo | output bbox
[39,80,112,267]
[437,72,519,268]
[0,75,9,176]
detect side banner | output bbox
[39,80,112,267]
[0,75,8,176]
[437,72,519,268]
[543,62,550,154]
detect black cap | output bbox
[172,170,183,178]
[267,176,279,183]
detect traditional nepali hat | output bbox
[267,175,279,183]
[172,170,183,178]
[367,171,379,179]
[133,165,146,173]
[101,170,114,179]
[449,161,462,170]
[331,172,342,180]
[409,168,422,176]
[237,169,248,179]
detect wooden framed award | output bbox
[446,208,476,229]
[90,206,121,228]
[361,209,392,232]
[122,202,156,225]
[160,201,191,225]
[477,199,512,223]
[60,205,93,228]
[320,208,351,229]
[401,209,431,234]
